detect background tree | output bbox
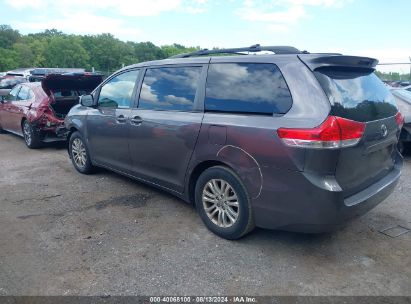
[161,43,199,58]
[2,24,409,81]
[0,25,201,74]
[44,36,89,68]
[0,48,18,71]
[375,70,410,82]
[0,25,21,49]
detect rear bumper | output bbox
[252,155,403,233]
[340,165,401,218]
[33,123,68,142]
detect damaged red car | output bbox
[0,73,102,148]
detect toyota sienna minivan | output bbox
[65,45,404,239]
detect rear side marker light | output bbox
[395,111,404,129]
[277,116,366,149]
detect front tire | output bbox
[69,131,95,174]
[22,120,41,149]
[195,166,254,240]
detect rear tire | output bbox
[195,166,254,240]
[22,120,42,149]
[69,131,95,174]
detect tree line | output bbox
[375,70,411,82]
[0,25,200,75]
[2,24,410,81]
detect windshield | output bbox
[0,77,26,89]
[314,67,398,122]
[52,90,87,97]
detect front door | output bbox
[128,65,205,193]
[87,69,140,172]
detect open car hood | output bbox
[41,74,103,96]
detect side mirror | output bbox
[80,94,95,107]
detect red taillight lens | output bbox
[395,111,404,129]
[277,116,366,149]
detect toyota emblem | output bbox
[381,124,388,138]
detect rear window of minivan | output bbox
[205,63,292,115]
[314,67,398,122]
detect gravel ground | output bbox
[0,132,410,296]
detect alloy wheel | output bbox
[202,179,240,228]
[72,138,87,168]
[23,121,32,146]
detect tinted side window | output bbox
[205,63,292,115]
[5,85,20,102]
[28,89,34,99]
[98,70,139,108]
[138,66,202,111]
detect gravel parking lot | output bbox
[0,132,410,296]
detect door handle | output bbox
[130,116,143,125]
[116,115,127,123]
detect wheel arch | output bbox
[67,126,80,153]
[66,115,88,144]
[20,116,27,127]
[187,160,235,204]
[20,116,30,135]
[67,126,79,140]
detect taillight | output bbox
[277,116,366,149]
[395,111,404,129]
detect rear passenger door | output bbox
[199,61,296,185]
[128,65,206,193]
[87,69,140,171]
[10,86,34,134]
[0,85,21,133]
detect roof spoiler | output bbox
[298,54,379,71]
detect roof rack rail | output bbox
[170,44,305,58]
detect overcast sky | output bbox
[1,0,410,73]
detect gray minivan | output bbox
[65,45,404,239]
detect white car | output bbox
[391,88,411,153]
[5,68,35,80]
